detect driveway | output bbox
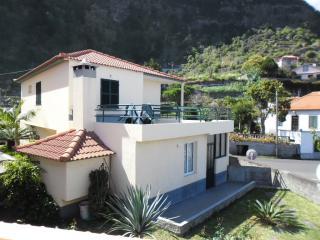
[247,156,320,182]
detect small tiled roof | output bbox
[290,92,320,111]
[16,49,184,82]
[16,129,114,161]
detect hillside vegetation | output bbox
[1,0,320,95]
[181,27,320,81]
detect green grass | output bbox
[151,189,320,240]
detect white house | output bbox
[276,55,299,70]
[265,92,320,159]
[15,49,233,214]
[293,64,320,81]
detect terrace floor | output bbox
[157,181,255,235]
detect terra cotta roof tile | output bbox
[290,91,320,111]
[16,129,114,161]
[16,49,184,82]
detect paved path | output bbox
[247,157,320,182]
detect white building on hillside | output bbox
[265,92,320,159]
[293,64,320,81]
[276,55,299,70]
[15,49,233,215]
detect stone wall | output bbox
[230,141,300,159]
[228,157,320,204]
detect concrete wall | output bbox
[230,141,300,159]
[38,156,109,207]
[21,61,70,132]
[228,157,320,204]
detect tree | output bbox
[144,58,161,71]
[162,83,195,104]
[242,55,279,77]
[246,80,290,134]
[0,100,36,147]
[223,96,259,133]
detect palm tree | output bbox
[0,100,36,147]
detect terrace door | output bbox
[206,135,215,189]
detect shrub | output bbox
[103,185,170,238]
[252,199,298,227]
[0,157,58,224]
[88,161,110,218]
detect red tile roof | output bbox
[290,91,320,111]
[16,49,184,82]
[16,129,114,161]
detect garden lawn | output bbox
[152,189,320,240]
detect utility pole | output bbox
[275,90,279,158]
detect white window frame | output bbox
[309,115,318,129]
[184,142,195,176]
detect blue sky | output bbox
[305,0,320,11]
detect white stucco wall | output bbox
[142,79,162,105]
[21,59,176,134]
[21,61,70,132]
[135,135,207,197]
[38,156,110,207]
[94,121,233,196]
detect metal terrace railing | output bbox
[95,104,231,124]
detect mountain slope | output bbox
[0,0,320,94]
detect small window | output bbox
[309,116,318,129]
[28,85,32,94]
[101,79,119,105]
[291,115,299,131]
[184,142,194,175]
[213,133,227,158]
[36,82,41,106]
[303,65,309,72]
[215,134,221,158]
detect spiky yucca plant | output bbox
[252,199,297,226]
[103,186,170,238]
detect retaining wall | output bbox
[230,141,300,159]
[228,157,320,204]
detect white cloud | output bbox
[305,0,320,11]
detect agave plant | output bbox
[252,199,298,227]
[103,185,170,238]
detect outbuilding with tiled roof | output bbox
[16,129,114,213]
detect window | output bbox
[303,65,309,72]
[28,85,32,94]
[309,116,318,129]
[101,79,119,105]
[213,133,227,158]
[36,82,41,106]
[184,142,194,175]
[291,115,299,131]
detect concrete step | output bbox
[157,181,256,235]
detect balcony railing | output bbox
[95,104,231,124]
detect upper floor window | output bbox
[309,116,318,129]
[184,142,195,175]
[101,79,119,105]
[291,115,299,131]
[303,65,309,72]
[36,82,41,106]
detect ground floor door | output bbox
[206,141,215,189]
